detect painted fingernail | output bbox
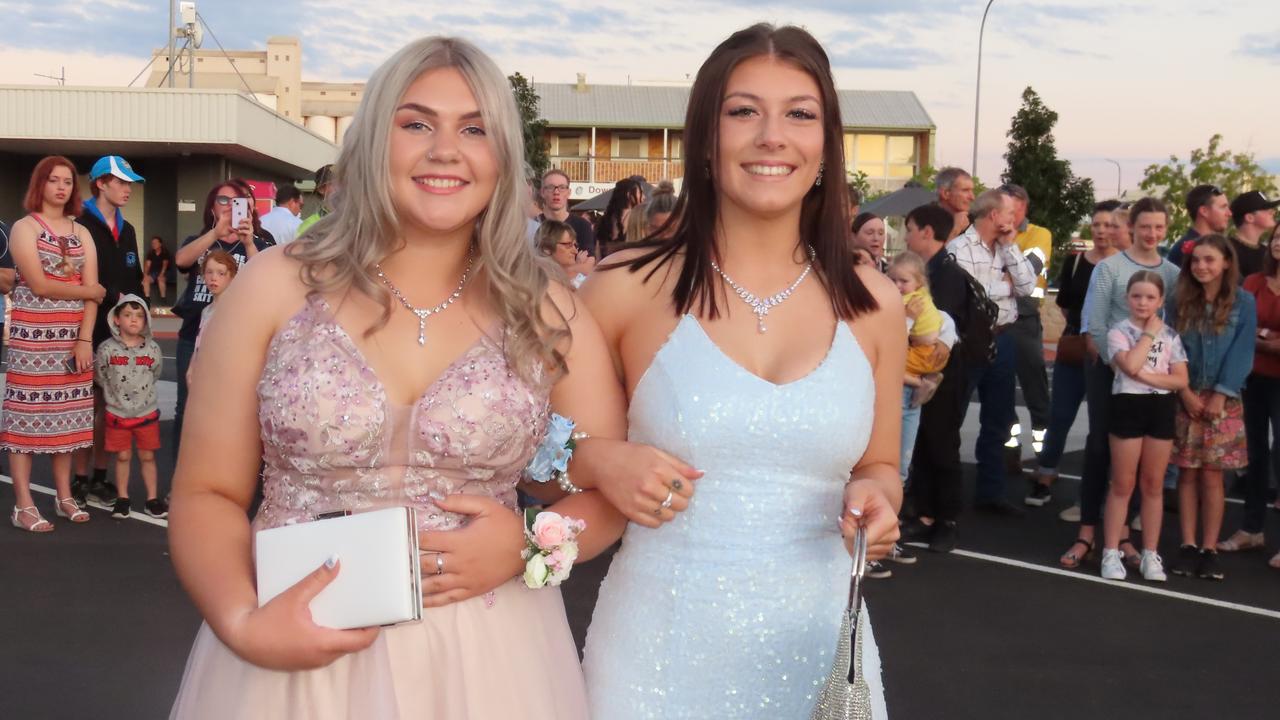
[848,507,863,518]
[324,553,339,569]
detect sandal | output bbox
[54,497,89,523]
[1217,530,1265,552]
[11,505,53,533]
[1059,538,1093,569]
[1118,539,1142,570]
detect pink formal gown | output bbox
[169,294,588,719]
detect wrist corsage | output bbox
[525,413,589,494]
[522,509,586,589]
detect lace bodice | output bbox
[253,294,549,532]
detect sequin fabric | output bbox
[583,315,888,719]
[253,294,548,533]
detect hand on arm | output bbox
[168,251,377,670]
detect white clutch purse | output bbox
[254,506,423,630]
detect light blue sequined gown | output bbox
[583,315,889,719]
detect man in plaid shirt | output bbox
[945,189,1037,516]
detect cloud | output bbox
[827,43,945,71]
[1238,32,1280,62]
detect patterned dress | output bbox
[1,216,94,453]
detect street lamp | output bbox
[972,0,995,177]
[1104,158,1122,198]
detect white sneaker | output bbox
[1140,550,1167,582]
[1100,548,1126,580]
[1059,504,1081,523]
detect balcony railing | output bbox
[550,156,682,184]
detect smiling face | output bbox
[1127,281,1163,321]
[1190,242,1228,286]
[44,164,74,213]
[1132,210,1167,252]
[389,67,498,238]
[854,217,887,260]
[715,55,825,220]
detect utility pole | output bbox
[168,0,176,88]
[1104,158,1122,198]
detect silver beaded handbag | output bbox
[809,524,873,720]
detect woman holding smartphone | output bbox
[170,181,274,447]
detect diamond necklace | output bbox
[709,246,816,333]
[375,254,474,346]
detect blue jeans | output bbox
[901,386,921,486]
[173,336,196,450]
[1038,357,1087,474]
[967,331,1018,503]
[1242,373,1280,533]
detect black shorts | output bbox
[1109,393,1177,440]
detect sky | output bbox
[2,0,1277,195]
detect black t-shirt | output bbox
[0,220,13,270]
[1054,253,1097,332]
[145,246,173,276]
[1230,236,1266,282]
[175,234,272,341]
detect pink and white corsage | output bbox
[521,508,586,589]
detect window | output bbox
[552,132,587,157]
[612,132,648,159]
[669,134,682,160]
[848,133,918,180]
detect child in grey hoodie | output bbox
[94,294,165,519]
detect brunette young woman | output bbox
[578,24,900,718]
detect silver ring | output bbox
[660,490,674,510]
[435,553,445,575]
[671,479,684,492]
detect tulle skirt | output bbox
[170,579,588,719]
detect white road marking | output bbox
[1,475,168,528]
[903,542,1280,622]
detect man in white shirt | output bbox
[260,184,304,246]
[946,189,1037,516]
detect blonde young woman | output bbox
[167,37,627,719]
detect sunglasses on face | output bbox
[214,195,240,206]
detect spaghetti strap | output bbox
[29,213,69,238]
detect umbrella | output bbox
[572,181,656,212]
[860,185,938,218]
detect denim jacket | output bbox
[1164,287,1257,397]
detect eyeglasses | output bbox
[557,240,577,249]
[542,184,570,193]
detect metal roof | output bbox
[533,82,934,131]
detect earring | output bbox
[815,161,824,187]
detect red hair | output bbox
[24,155,81,216]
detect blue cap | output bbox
[89,155,145,183]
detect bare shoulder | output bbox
[580,247,675,327]
[854,264,904,319]
[220,245,310,326]
[847,265,906,357]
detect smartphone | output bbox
[65,354,79,373]
[231,197,250,228]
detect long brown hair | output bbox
[24,155,81,217]
[1175,233,1238,334]
[614,23,876,320]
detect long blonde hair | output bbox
[289,36,568,383]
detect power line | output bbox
[196,12,256,99]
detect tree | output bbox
[1139,134,1278,242]
[508,72,549,178]
[1002,87,1095,266]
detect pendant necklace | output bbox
[375,254,474,346]
[709,246,816,333]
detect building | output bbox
[536,75,936,200]
[0,84,335,255]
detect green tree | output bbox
[508,72,549,178]
[1002,87,1095,266]
[1139,134,1278,242]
